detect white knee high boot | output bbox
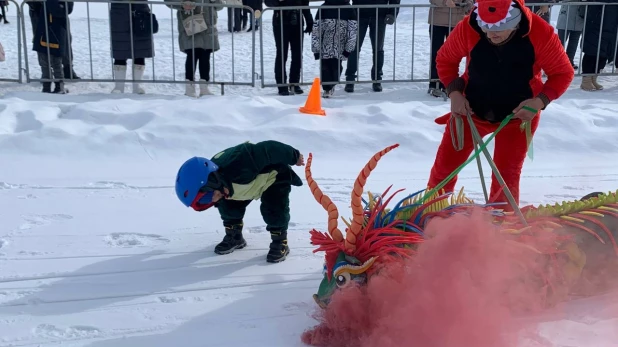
[111,65,127,93]
[132,64,145,94]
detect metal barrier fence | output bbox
[259,1,618,94]
[0,0,23,82]
[1,1,617,94]
[17,0,255,95]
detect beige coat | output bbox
[428,0,473,28]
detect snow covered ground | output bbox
[1,1,618,346]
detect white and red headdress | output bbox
[474,0,522,31]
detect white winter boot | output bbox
[185,80,197,97]
[199,79,213,96]
[111,65,127,93]
[132,64,145,94]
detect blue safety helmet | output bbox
[175,156,219,207]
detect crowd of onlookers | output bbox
[0,0,616,96]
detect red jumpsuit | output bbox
[427,0,574,207]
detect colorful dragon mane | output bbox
[306,144,618,310]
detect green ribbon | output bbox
[421,105,538,204]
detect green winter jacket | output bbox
[210,140,303,201]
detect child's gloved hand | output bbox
[314,53,320,60]
[343,51,351,58]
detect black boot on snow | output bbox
[215,224,247,255]
[267,230,289,263]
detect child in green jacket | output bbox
[175,140,305,263]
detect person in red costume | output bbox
[426,0,574,208]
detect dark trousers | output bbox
[273,20,303,85]
[321,58,343,91]
[114,58,145,65]
[217,182,292,232]
[429,25,451,90]
[345,15,386,82]
[558,29,581,65]
[227,7,242,31]
[184,48,212,81]
[581,54,609,73]
[1,5,7,22]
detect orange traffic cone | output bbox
[299,77,326,116]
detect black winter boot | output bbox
[215,223,247,255]
[267,230,289,263]
[53,81,67,94]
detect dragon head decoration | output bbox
[305,144,618,310]
[305,144,426,308]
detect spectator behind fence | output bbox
[311,0,358,98]
[0,0,9,24]
[32,0,73,94]
[28,0,79,81]
[524,0,553,23]
[579,0,618,91]
[427,0,473,97]
[242,0,262,31]
[110,0,159,94]
[265,0,313,96]
[226,0,243,31]
[343,0,399,93]
[166,0,223,97]
[556,0,584,69]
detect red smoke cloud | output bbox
[302,208,581,347]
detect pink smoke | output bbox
[301,208,576,347]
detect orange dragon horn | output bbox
[306,153,344,242]
[346,144,400,251]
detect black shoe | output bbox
[278,87,290,96]
[215,223,247,255]
[267,230,289,263]
[290,85,303,94]
[344,83,354,93]
[372,83,382,92]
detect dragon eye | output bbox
[335,272,351,288]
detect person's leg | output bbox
[288,23,304,93]
[215,199,252,254]
[273,17,290,95]
[488,116,540,208]
[344,16,369,92]
[429,25,449,92]
[51,55,66,93]
[183,48,197,96]
[565,30,581,67]
[427,114,491,193]
[198,49,213,96]
[37,51,52,92]
[112,59,128,93]
[321,58,337,92]
[131,58,146,94]
[367,15,386,91]
[581,54,607,90]
[260,182,292,263]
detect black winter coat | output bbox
[109,0,155,60]
[580,0,618,61]
[351,0,399,19]
[243,0,263,11]
[265,0,313,29]
[32,0,73,58]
